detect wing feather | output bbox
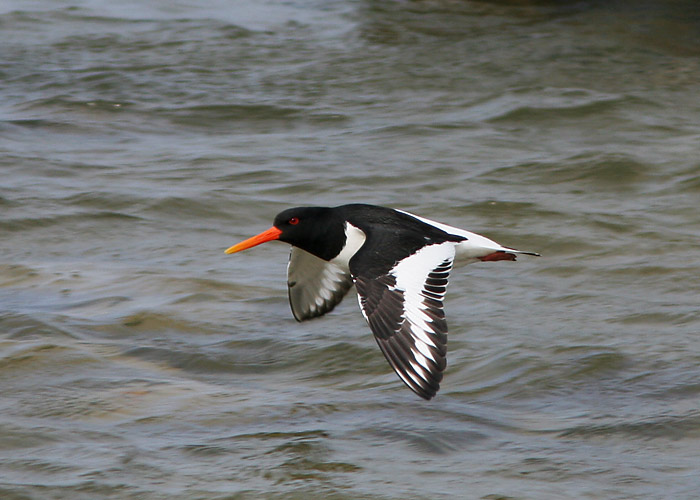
[353,243,455,400]
[287,248,353,321]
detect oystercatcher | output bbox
[225,204,538,400]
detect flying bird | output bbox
[225,204,538,400]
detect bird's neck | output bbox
[329,222,366,269]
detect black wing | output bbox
[352,243,455,400]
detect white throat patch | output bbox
[330,222,366,270]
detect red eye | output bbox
[289,217,299,225]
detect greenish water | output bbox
[2,1,700,499]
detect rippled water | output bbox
[2,1,700,498]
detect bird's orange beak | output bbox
[225,226,282,254]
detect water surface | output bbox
[2,1,700,498]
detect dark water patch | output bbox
[0,342,94,375]
[479,152,653,192]
[455,345,631,400]
[250,489,364,500]
[6,288,136,324]
[1,115,116,139]
[0,313,82,341]
[2,6,143,27]
[18,96,135,115]
[177,443,231,457]
[333,172,435,192]
[443,200,558,235]
[211,168,288,185]
[644,380,700,402]
[275,456,362,478]
[158,103,348,131]
[0,210,142,232]
[120,336,386,381]
[612,0,700,57]
[118,311,223,335]
[0,423,63,450]
[61,14,253,43]
[284,402,341,421]
[122,345,235,374]
[255,436,363,490]
[0,194,14,207]
[597,262,699,279]
[490,455,605,485]
[532,237,599,259]
[558,349,627,379]
[61,191,147,212]
[0,157,116,182]
[59,296,134,316]
[3,457,79,476]
[169,292,220,305]
[0,488,33,500]
[1,117,91,134]
[0,264,43,287]
[12,388,121,420]
[144,195,231,220]
[161,275,256,296]
[267,437,328,461]
[367,121,475,136]
[612,311,698,327]
[672,164,700,193]
[622,359,700,403]
[303,342,389,379]
[253,180,344,198]
[168,102,300,121]
[366,426,488,455]
[451,349,538,398]
[2,7,254,44]
[234,429,329,442]
[357,0,593,46]
[487,92,633,123]
[121,337,292,375]
[1,483,148,500]
[584,215,639,236]
[559,411,700,441]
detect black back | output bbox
[340,204,465,277]
[273,204,465,274]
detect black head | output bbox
[272,206,346,261]
[225,206,347,261]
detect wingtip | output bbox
[401,380,440,401]
[417,388,438,401]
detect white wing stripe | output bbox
[409,324,438,349]
[413,341,437,363]
[411,348,433,371]
[409,359,430,383]
[404,309,433,334]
